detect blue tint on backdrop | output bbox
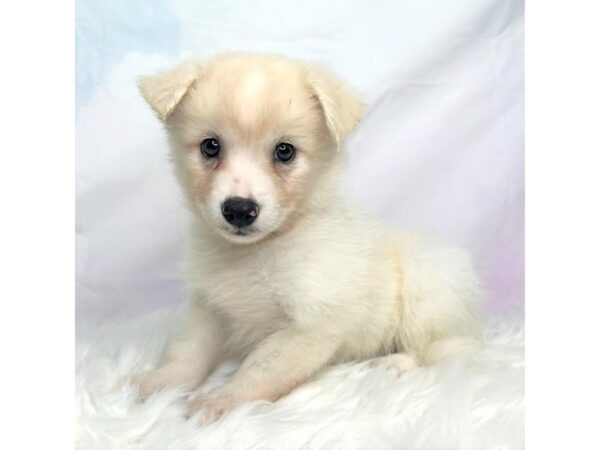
[76,0,179,104]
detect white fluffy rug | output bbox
[76,308,524,449]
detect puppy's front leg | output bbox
[130,301,224,398]
[189,326,339,422]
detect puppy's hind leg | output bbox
[369,352,418,378]
[391,232,483,373]
[418,336,482,366]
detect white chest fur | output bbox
[186,232,306,355]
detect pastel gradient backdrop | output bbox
[76,0,524,321]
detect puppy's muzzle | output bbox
[221,197,259,228]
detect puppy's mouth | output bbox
[218,224,259,239]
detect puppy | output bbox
[131,53,482,423]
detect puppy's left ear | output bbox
[138,61,202,121]
[305,65,364,147]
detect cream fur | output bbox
[131,53,482,423]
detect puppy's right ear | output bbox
[138,61,202,121]
[304,64,364,148]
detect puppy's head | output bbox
[139,53,362,244]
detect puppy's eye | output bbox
[274,142,295,163]
[200,138,220,158]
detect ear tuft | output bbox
[138,61,202,121]
[305,65,364,147]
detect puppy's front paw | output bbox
[369,353,417,378]
[126,364,204,400]
[127,369,172,400]
[188,389,240,424]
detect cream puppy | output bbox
[131,53,482,423]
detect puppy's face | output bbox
[140,54,362,244]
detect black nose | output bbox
[221,197,259,228]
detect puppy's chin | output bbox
[215,226,269,245]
